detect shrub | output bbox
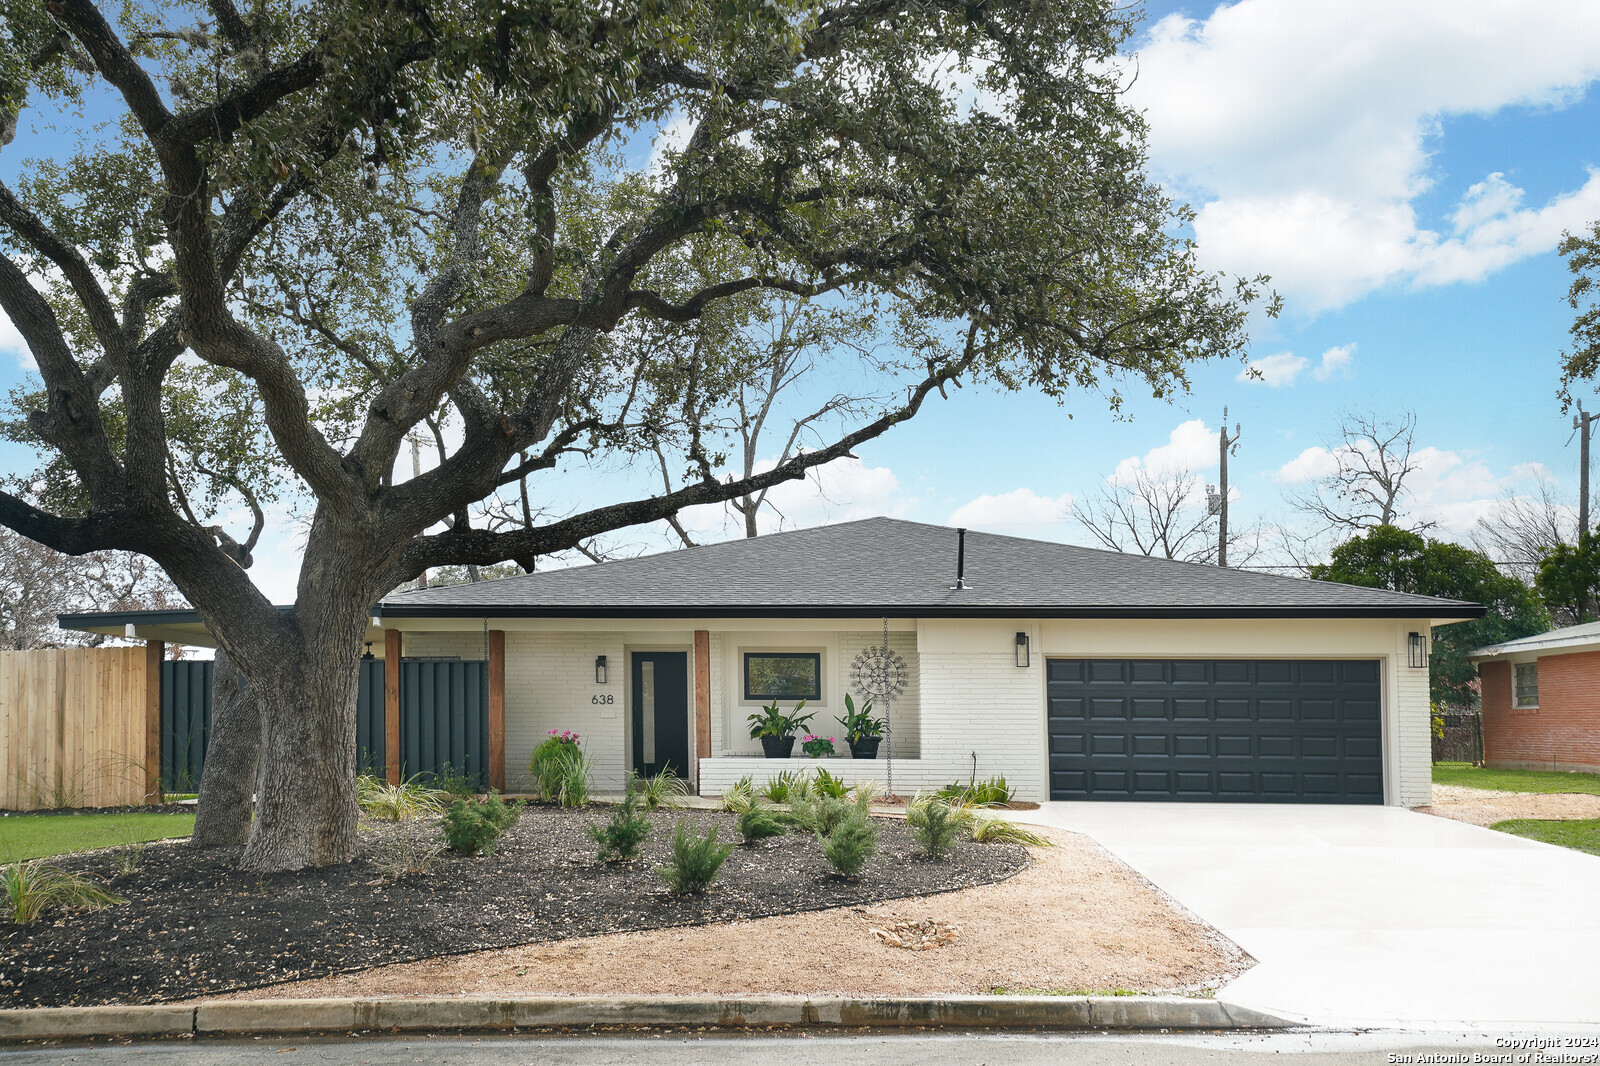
[820,808,878,879]
[905,795,973,860]
[814,768,849,799]
[971,818,1053,847]
[792,793,853,836]
[442,792,521,856]
[589,777,654,861]
[638,764,690,810]
[736,804,790,845]
[720,775,756,813]
[759,770,802,804]
[4,861,123,924]
[655,821,734,895]
[529,735,592,806]
[429,762,481,799]
[937,775,1013,807]
[357,773,448,821]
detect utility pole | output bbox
[1216,409,1240,567]
[1577,403,1599,544]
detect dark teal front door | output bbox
[631,652,689,778]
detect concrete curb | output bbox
[0,995,1298,1040]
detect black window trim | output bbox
[743,651,823,702]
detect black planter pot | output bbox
[848,736,881,759]
[760,735,796,758]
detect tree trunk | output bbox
[190,649,260,848]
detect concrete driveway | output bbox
[1017,803,1600,1028]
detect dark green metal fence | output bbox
[160,657,489,790]
[160,660,213,793]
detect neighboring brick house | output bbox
[63,518,1482,806]
[1470,622,1600,774]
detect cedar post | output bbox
[487,629,506,793]
[384,628,402,784]
[694,630,711,794]
[144,640,164,803]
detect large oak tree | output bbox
[0,0,1269,870]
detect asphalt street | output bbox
[2,1030,1595,1066]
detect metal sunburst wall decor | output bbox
[850,619,908,793]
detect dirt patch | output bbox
[205,827,1248,1000]
[1414,784,1600,827]
[1,806,1025,1008]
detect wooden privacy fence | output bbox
[0,646,162,810]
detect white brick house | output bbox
[69,518,1481,806]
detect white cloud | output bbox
[1275,445,1339,484]
[677,456,906,539]
[1109,419,1216,485]
[1238,351,1308,387]
[947,488,1073,531]
[1312,344,1356,382]
[1130,0,1600,313]
[0,312,35,372]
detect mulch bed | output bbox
[0,803,197,818]
[1,806,1028,1008]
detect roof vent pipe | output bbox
[955,527,967,590]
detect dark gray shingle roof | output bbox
[379,518,1482,619]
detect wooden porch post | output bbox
[487,629,506,793]
[384,628,402,785]
[694,630,711,794]
[144,640,164,803]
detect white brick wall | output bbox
[916,650,1045,800]
[839,630,921,759]
[1393,623,1433,806]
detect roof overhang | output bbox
[374,603,1483,621]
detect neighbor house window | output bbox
[744,652,822,701]
[1514,662,1539,708]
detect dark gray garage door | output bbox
[1047,659,1384,803]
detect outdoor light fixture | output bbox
[1409,632,1428,669]
[595,655,608,684]
[1015,632,1030,669]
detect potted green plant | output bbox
[837,694,887,759]
[747,699,814,758]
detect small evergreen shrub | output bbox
[820,808,878,879]
[442,792,521,856]
[588,778,654,861]
[4,861,123,924]
[736,804,790,845]
[905,795,972,860]
[655,821,734,895]
[792,793,855,835]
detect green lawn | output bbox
[0,812,195,862]
[1432,762,1600,796]
[1491,818,1600,857]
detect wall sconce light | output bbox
[1014,632,1030,669]
[1408,632,1428,669]
[595,655,608,684]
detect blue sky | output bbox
[4,0,1600,600]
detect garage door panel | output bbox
[1047,658,1383,804]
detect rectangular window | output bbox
[1513,662,1539,708]
[743,652,822,701]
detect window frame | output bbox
[1513,661,1539,708]
[742,651,823,702]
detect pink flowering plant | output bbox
[800,734,837,758]
[546,729,581,746]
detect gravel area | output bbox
[2,806,1026,1008]
[207,826,1249,1001]
[1414,784,1600,827]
